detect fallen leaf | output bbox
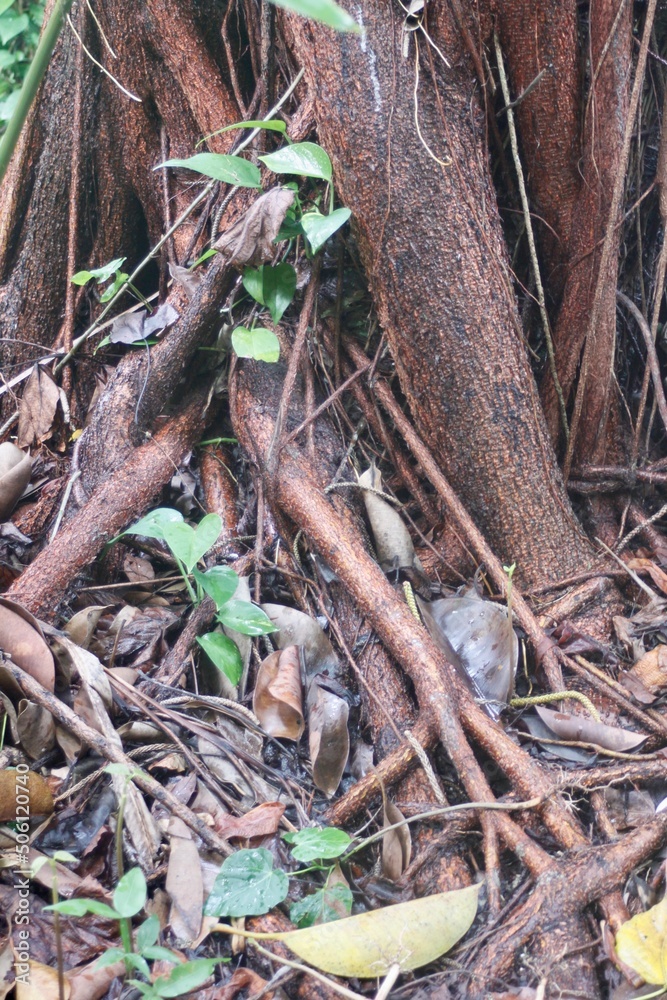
[616,895,667,985]
[214,187,296,267]
[358,466,424,576]
[17,366,60,448]
[603,788,655,830]
[109,302,179,344]
[628,644,667,695]
[626,557,667,596]
[535,707,646,752]
[16,699,56,759]
[215,801,285,841]
[253,646,304,740]
[67,956,126,1000]
[0,769,54,822]
[0,598,55,691]
[261,604,339,679]
[0,443,31,521]
[418,592,517,716]
[381,795,411,882]
[166,816,204,944]
[218,883,481,977]
[307,676,349,798]
[15,960,70,1000]
[169,262,202,299]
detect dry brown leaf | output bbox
[602,787,655,830]
[17,365,61,448]
[261,604,339,680]
[358,465,423,573]
[213,187,296,266]
[64,607,109,650]
[0,769,54,821]
[0,598,55,691]
[169,262,202,299]
[166,816,204,943]
[307,677,349,798]
[625,557,667,596]
[627,644,667,694]
[67,957,126,1000]
[253,645,304,740]
[0,443,31,521]
[214,801,285,840]
[16,699,56,759]
[15,960,70,1000]
[381,795,411,881]
[535,707,647,752]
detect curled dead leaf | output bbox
[381,795,411,881]
[17,365,61,448]
[535,706,647,752]
[253,645,304,740]
[214,801,285,841]
[627,644,667,695]
[213,188,296,267]
[261,604,339,680]
[0,597,55,691]
[358,465,424,575]
[0,443,31,521]
[307,676,349,798]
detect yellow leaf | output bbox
[616,896,667,985]
[216,883,480,978]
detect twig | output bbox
[616,291,667,436]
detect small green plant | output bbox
[158,137,351,364]
[47,866,224,997]
[204,827,354,929]
[119,508,276,685]
[71,257,148,305]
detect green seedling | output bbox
[119,507,276,685]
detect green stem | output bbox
[51,867,66,1000]
[0,0,74,185]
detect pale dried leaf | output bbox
[626,557,667,596]
[169,263,202,299]
[67,957,127,1000]
[628,644,667,694]
[418,593,517,716]
[213,188,296,266]
[0,598,54,691]
[253,646,304,740]
[0,769,53,822]
[261,604,339,679]
[535,706,647,752]
[166,816,204,943]
[214,801,285,840]
[358,465,421,572]
[17,366,60,447]
[64,606,109,650]
[381,797,411,881]
[0,443,31,521]
[15,961,70,1000]
[307,677,349,798]
[110,302,179,344]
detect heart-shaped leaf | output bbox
[205,848,289,917]
[232,326,280,362]
[283,826,351,862]
[260,142,333,182]
[163,513,222,572]
[218,600,277,636]
[158,153,262,188]
[197,632,243,686]
[301,208,351,253]
[123,507,183,541]
[243,263,296,323]
[193,566,239,610]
